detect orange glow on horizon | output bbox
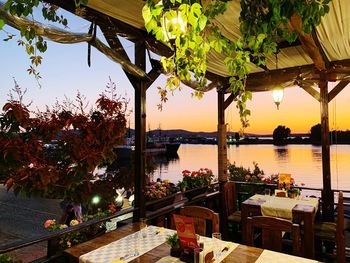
[147,79,350,134]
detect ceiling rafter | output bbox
[289,14,326,71]
[224,92,237,110]
[329,79,350,102]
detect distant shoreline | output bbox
[180,139,350,145]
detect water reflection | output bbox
[311,147,322,162]
[274,146,289,161]
[150,154,180,181]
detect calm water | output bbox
[152,144,350,190]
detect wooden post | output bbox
[319,77,334,221]
[217,88,228,239]
[217,89,228,183]
[133,41,146,221]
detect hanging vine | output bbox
[143,0,331,127]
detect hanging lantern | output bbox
[162,10,187,42]
[272,88,284,110]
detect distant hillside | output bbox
[126,128,309,138]
[127,128,236,138]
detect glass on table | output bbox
[211,232,222,259]
[140,218,148,238]
[264,188,271,197]
[193,247,203,263]
[212,232,222,240]
[133,232,140,256]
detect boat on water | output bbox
[115,140,180,159]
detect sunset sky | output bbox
[1,12,350,135]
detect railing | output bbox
[0,207,137,261]
[0,184,221,262]
[4,180,348,262]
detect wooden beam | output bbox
[0,3,149,80]
[217,89,228,183]
[289,14,326,71]
[311,29,330,68]
[299,83,320,102]
[319,76,334,222]
[145,60,162,88]
[45,0,144,41]
[224,92,237,110]
[99,25,141,87]
[328,79,350,102]
[133,41,147,221]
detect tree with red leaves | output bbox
[0,79,130,209]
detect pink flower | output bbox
[44,219,56,229]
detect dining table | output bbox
[64,222,320,263]
[241,194,319,259]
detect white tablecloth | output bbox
[250,194,319,220]
[255,250,318,263]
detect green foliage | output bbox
[272,125,291,145]
[310,123,321,144]
[143,0,331,128]
[0,254,22,263]
[166,233,180,248]
[228,162,284,185]
[0,19,5,29]
[179,168,214,189]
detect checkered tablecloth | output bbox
[79,226,176,263]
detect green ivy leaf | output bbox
[0,19,5,30]
[198,15,207,31]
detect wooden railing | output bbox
[0,207,137,261]
[0,183,221,262]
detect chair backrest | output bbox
[180,206,219,236]
[246,216,301,256]
[223,181,237,217]
[336,191,345,263]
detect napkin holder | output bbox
[275,189,287,197]
[179,247,213,263]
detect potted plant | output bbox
[144,180,178,211]
[287,188,299,199]
[166,233,181,257]
[177,180,188,192]
[179,168,214,200]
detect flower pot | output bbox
[288,192,298,199]
[184,186,208,200]
[170,246,182,257]
[146,193,176,211]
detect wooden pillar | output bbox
[217,89,228,183]
[133,41,146,221]
[319,77,334,221]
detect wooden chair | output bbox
[246,216,301,256]
[180,206,219,237]
[314,191,346,263]
[223,182,241,237]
